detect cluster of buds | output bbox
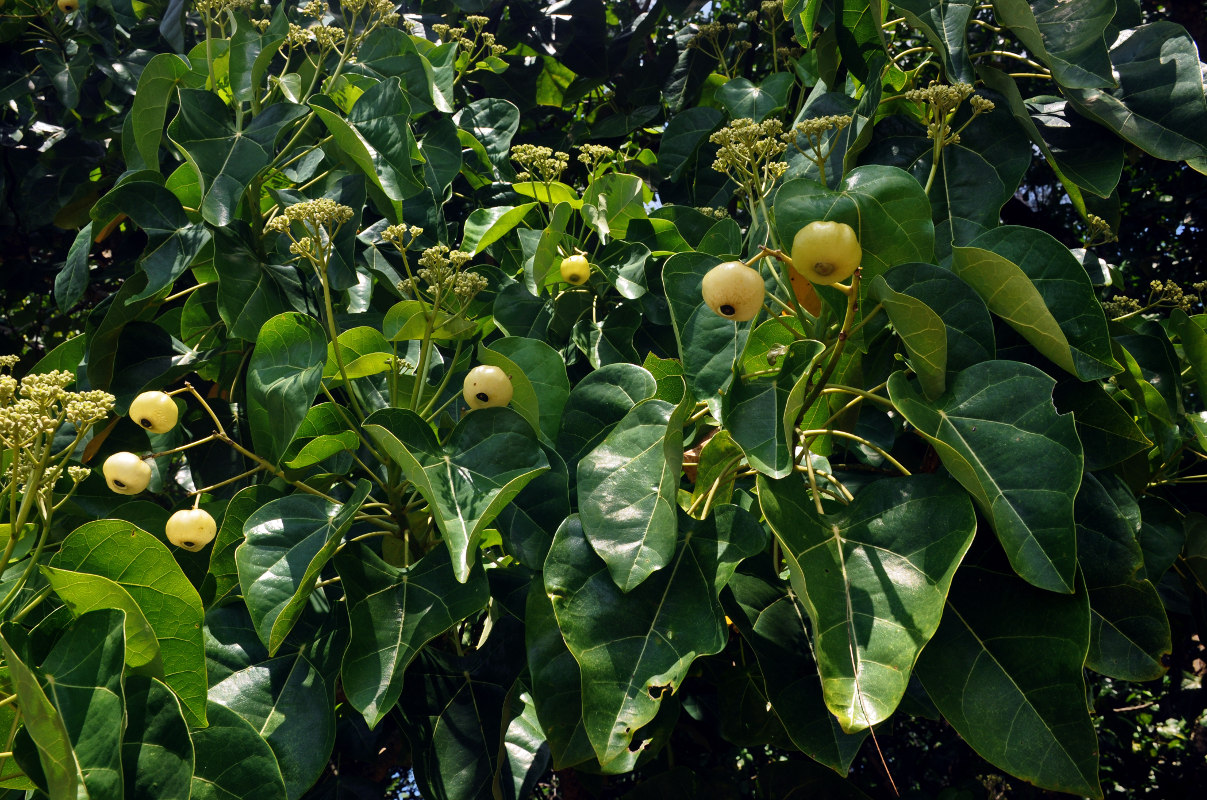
[313,25,346,50]
[1084,214,1116,247]
[286,22,314,47]
[687,20,752,75]
[577,143,615,172]
[1148,279,1198,313]
[405,246,488,305]
[710,118,788,202]
[697,207,730,220]
[1,360,111,491]
[510,144,570,183]
[196,0,258,16]
[266,199,355,271]
[381,224,425,251]
[905,81,993,146]
[433,15,506,60]
[782,114,853,177]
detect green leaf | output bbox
[42,608,128,800]
[0,625,86,800]
[723,340,826,478]
[723,558,867,771]
[577,398,690,592]
[991,0,1114,89]
[208,648,336,799]
[336,542,490,728]
[236,481,371,654]
[246,312,328,466]
[663,251,750,408]
[915,564,1101,798]
[54,222,93,313]
[894,0,976,83]
[1063,22,1207,162]
[122,676,194,800]
[545,508,765,769]
[52,520,208,726]
[555,363,658,468]
[494,681,551,800]
[310,77,422,204]
[190,701,288,800]
[131,53,200,171]
[716,73,793,122]
[480,337,571,445]
[658,107,723,182]
[211,226,307,342]
[580,173,648,241]
[363,407,549,583]
[757,474,976,731]
[201,485,284,608]
[888,362,1083,593]
[524,583,597,770]
[1052,380,1151,470]
[1136,496,1185,585]
[454,98,520,168]
[1171,309,1207,388]
[41,565,162,670]
[460,203,538,254]
[1076,473,1171,681]
[167,89,272,226]
[90,181,212,301]
[873,262,995,396]
[951,226,1121,380]
[511,181,580,207]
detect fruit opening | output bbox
[114,480,126,488]
[476,392,489,402]
[139,418,153,428]
[813,261,835,276]
[183,541,194,548]
[720,304,736,316]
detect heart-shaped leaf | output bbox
[53,520,208,726]
[364,407,549,582]
[990,0,1114,89]
[544,508,765,768]
[336,542,490,728]
[757,474,976,731]
[952,226,1120,380]
[190,701,287,800]
[577,397,690,591]
[41,565,162,670]
[1076,473,1171,681]
[236,480,371,654]
[481,337,571,444]
[872,262,995,399]
[894,0,976,83]
[723,558,868,771]
[122,676,194,800]
[915,564,1101,797]
[1063,22,1207,162]
[246,312,328,466]
[888,362,1083,593]
[0,624,86,800]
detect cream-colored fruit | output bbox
[129,390,179,434]
[790,221,862,285]
[560,254,590,285]
[166,509,217,552]
[57,0,79,12]
[462,365,513,409]
[102,452,151,495]
[701,260,765,321]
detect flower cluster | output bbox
[905,81,993,145]
[1084,214,1116,247]
[0,363,113,473]
[406,246,487,304]
[710,118,788,203]
[687,20,752,76]
[266,199,355,271]
[381,224,425,250]
[510,144,569,183]
[577,143,615,171]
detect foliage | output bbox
[1,1,1207,799]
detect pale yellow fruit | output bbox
[129,390,179,434]
[166,509,217,552]
[790,221,862,285]
[102,452,151,495]
[560,254,590,285]
[57,0,79,12]
[462,365,513,409]
[701,260,765,321]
